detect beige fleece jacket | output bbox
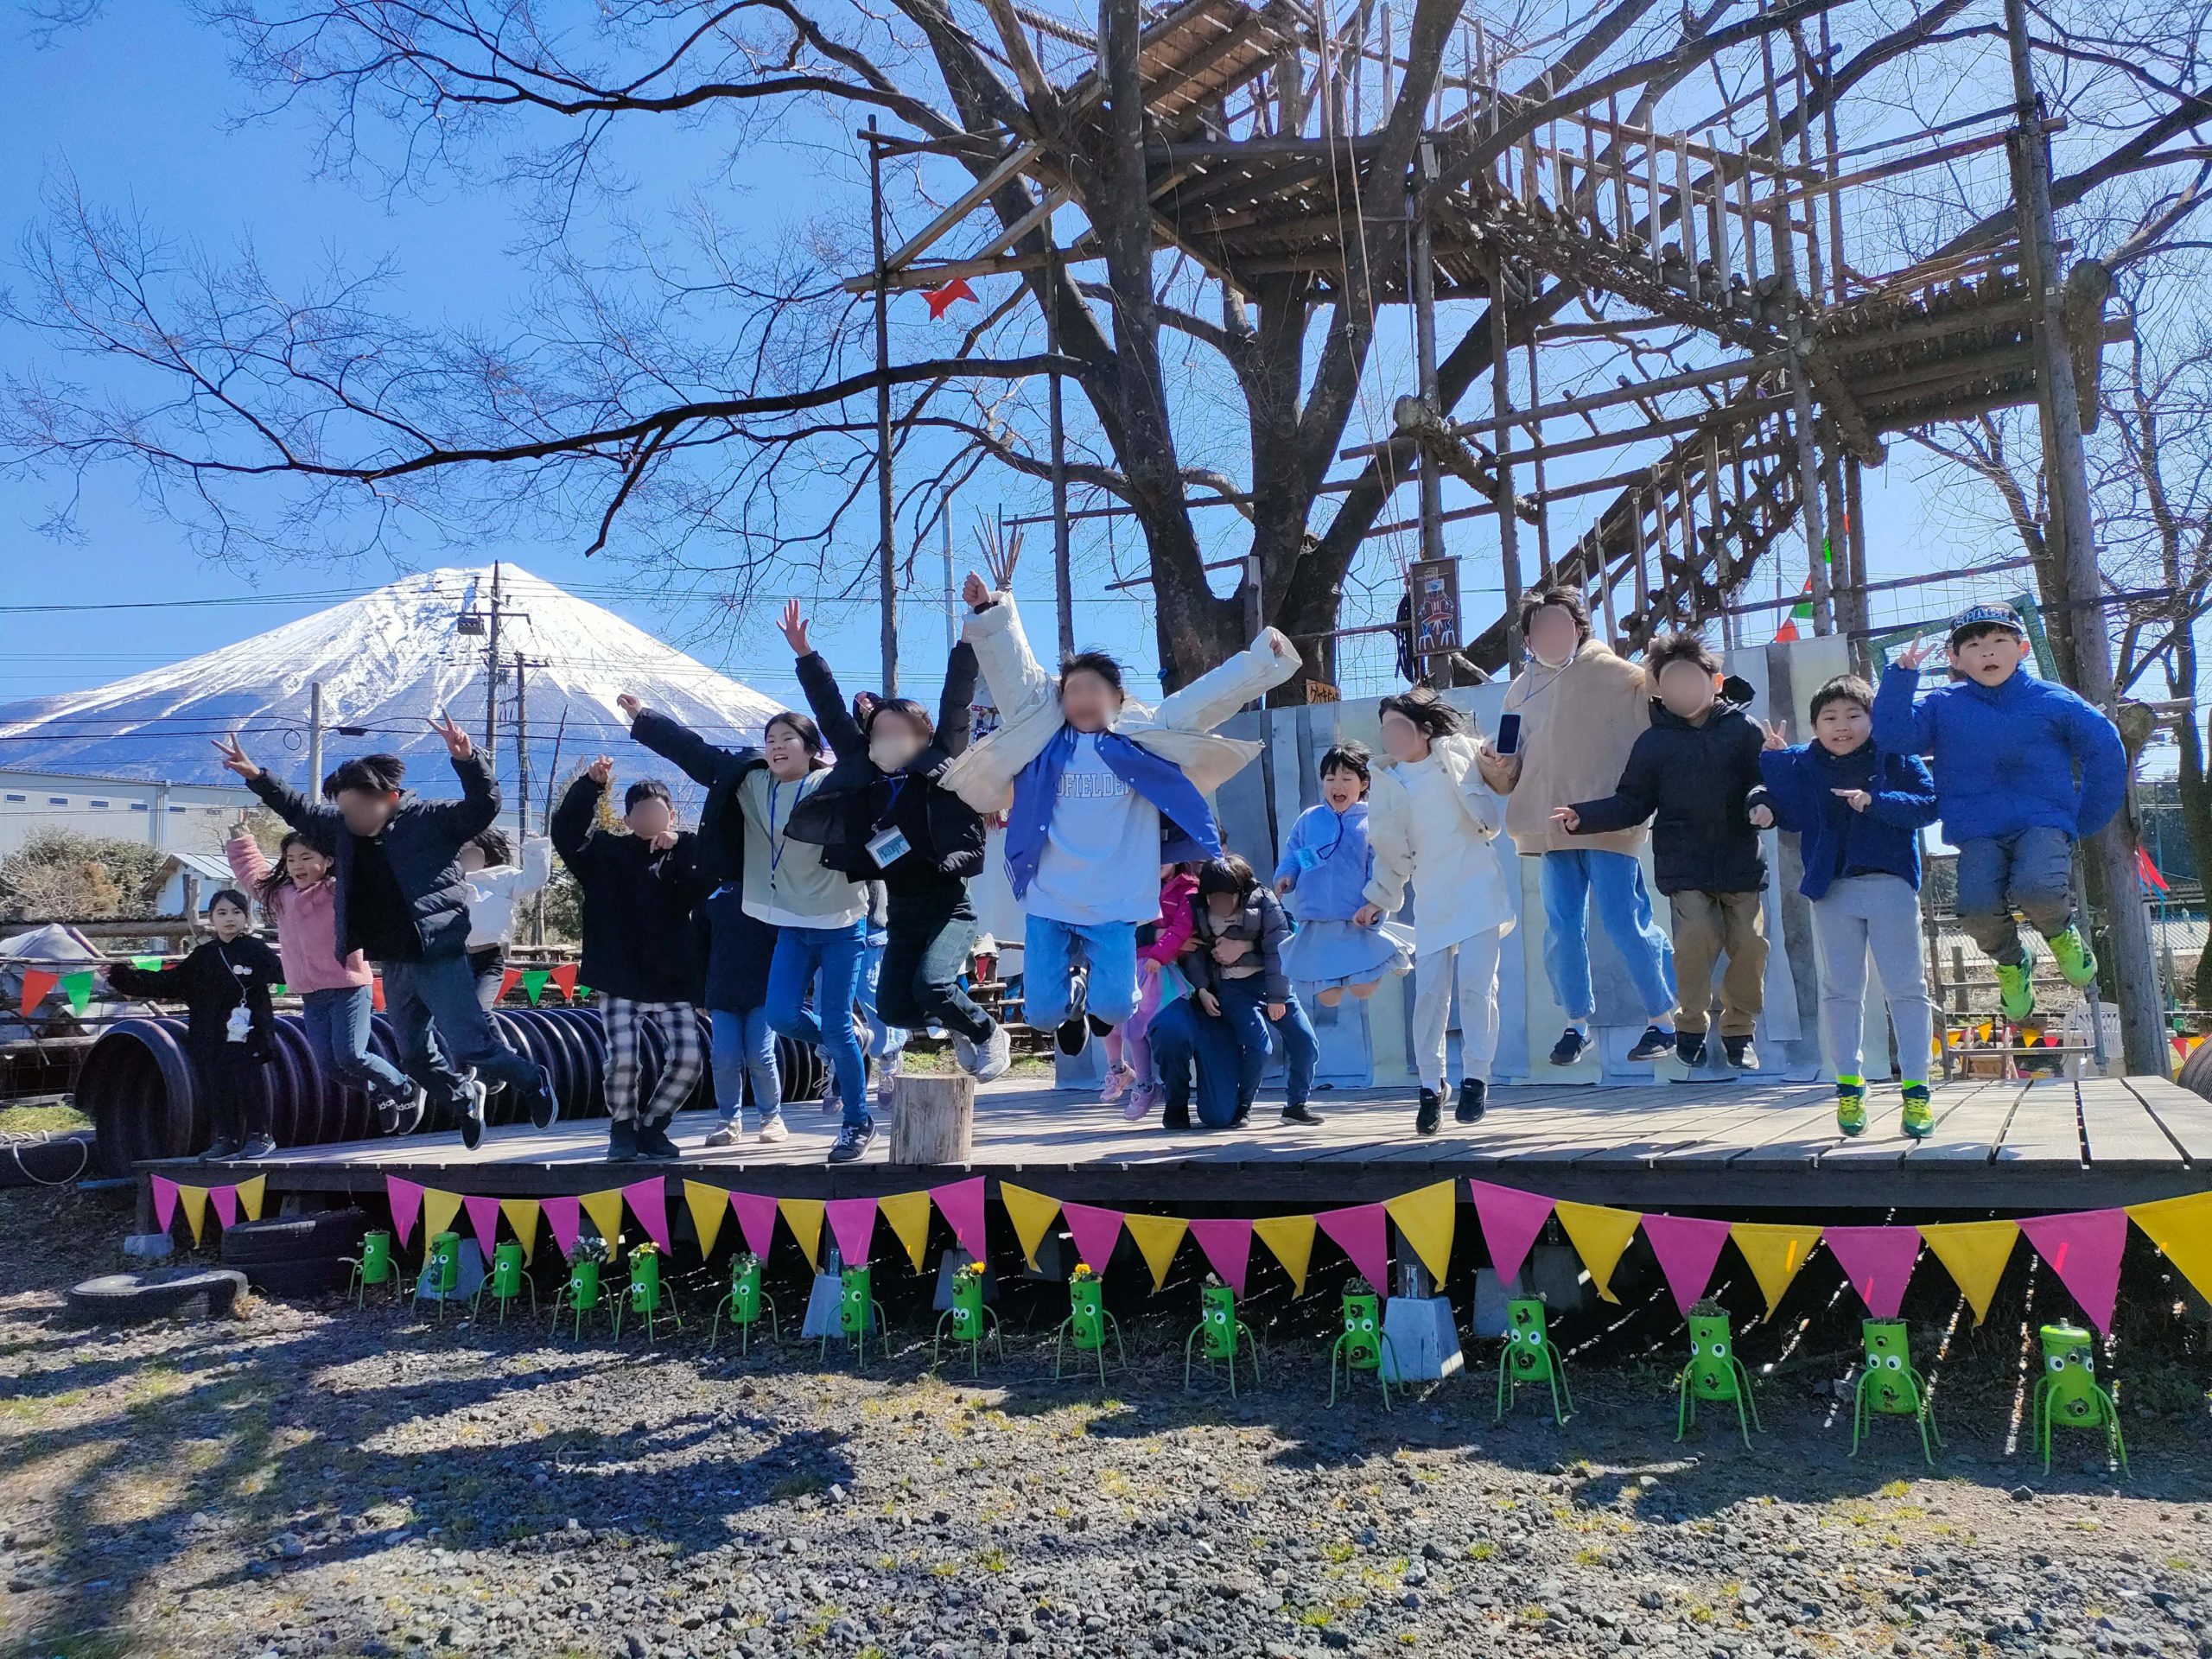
[1475,639,1651,856]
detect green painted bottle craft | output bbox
[615,1242,682,1343]
[553,1243,609,1342]
[711,1252,779,1355]
[413,1230,461,1323]
[471,1240,537,1325]
[932,1259,1002,1377]
[1328,1278,1401,1411]
[2031,1323,2127,1476]
[1184,1276,1262,1397]
[344,1230,397,1306]
[1495,1296,1574,1425]
[1675,1301,1762,1446]
[1052,1262,1126,1385]
[823,1264,887,1367]
[1851,1319,1941,1465]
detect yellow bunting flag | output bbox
[1123,1214,1190,1293]
[234,1175,267,1223]
[2126,1191,2212,1304]
[1918,1219,2019,1325]
[878,1190,935,1273]
[1554,1200,1643,1304]
[682,1182,728,1258]
[422,1188,464,1247]
[1730,1222,1823,1315]
[779,1198,826,1271]
[999,1183,1063,1271]
[581,1188,627,1256]
[175,1184,209,1247]
[1252,1213,1318,1297]
[1383,1179,1458,1285]
[499,1198,543,1265]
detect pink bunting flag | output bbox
[1825,1224,1921,1319]
[930,1177,987,1259]
[1061,1202,1127,1274]
[1642,1213,1732,1316]
[1318,1201,1390,1288]
[386,1176,425,1246]
[542,1195,582,1259]
[208,1184,238,1230]
[1189,1217,1255,1297]
[731,1191,781,1260]
[151,1175,179,1234]
[621,1179,673,1253]
[463,1194,503,1260]
[825,1197,880,1268]
[2019,1209,2129,1335]
[1467,1179,1554,1287]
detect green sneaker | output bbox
[1900,1083,1934,1140]
[2049,925,2098,988]
[1995,960,2036,1023]
[1835,1079,1867,1138]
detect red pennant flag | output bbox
[371,976,386,1012]
[550,963,580,1001]
[17,968,58,1016]
[498,968,523,1003]
[2137,847,2170,893]
[924,276,977,320]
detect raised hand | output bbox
[777,600,811,655]
[1760,719,1789,752]
[586,754,614,786]
[427,709,474,760]
[1550,804,1581,834]
[962,570,991,611]
[1896,636,1940,671]
[212,732,262,781]
[1831,787,1872,813]
[615,693,643,720]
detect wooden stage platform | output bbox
[143,1073,2212,1215]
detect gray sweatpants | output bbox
[1812,874,1934,1084]
[1955,826,2075,967]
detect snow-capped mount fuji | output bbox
[0,566,785,805]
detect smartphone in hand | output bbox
[1494,712,1522,757]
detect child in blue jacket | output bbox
[1760,675,1940,1139]
[1272,742,1413,1006]
[1874,602,2125,1025]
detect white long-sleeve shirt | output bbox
[463,835,555,950]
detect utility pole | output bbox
[2005,0,2165,1076]
[483,562,503,752]
[512,649,550,944]
[868,122,899,695]
[943,504,957,656]
[1046,241,1074,660]
[306,681,324,792]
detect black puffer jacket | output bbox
[781,645,987,885]
[108,935,283,1059]
[1185,886,1294,1003]
[248,750,499,963]
[1567,683,1772,894]
[628,707,767,893]
[551,773,709,1003]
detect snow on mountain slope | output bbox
[0,567,785,805]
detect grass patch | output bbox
[1465,1541,1495,1561]
[0,1099,91,1135]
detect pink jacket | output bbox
[226,835,373,994]
[1138,872,1200,966]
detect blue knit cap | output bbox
[1948,601,2026,646]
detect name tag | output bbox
[1293,846,1324,872]
[865,824,912,868]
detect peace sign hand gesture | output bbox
[586,755,614,786]
[1896,636,1941,671]
[1760,719,1789,752]
[212,732,262,781]
[778,600,811,655]
[427,709,474,760]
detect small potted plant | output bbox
[1676,1298,1760,1446]
[710,1251,777,1354]
[932,1258,1001,1376]
[554,1231,613,1341]
[1184,1274,1262,1396]
[1052,1262,1125,1384]
[1330,1275,1401,1409]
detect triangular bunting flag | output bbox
[1554,1200,1643,1303]
[462,1194,503,1260]
[542,1195,582,1258]
[1317,1202,1389,1288]
[826,1197,880,1268]
[17,968,56,1015]
[498,968,523,1004]
[521,968,551,1006]
[1189,1217,1254,1296]
[499,1197,543,1263]
[731,1191,780,1260]
[151,1174,180,1234]
[2019,1209,2129,1335]
[1061,1202,1127,1274]
[386,1176,425,1246]
[176,1184,209,1247]
[2126,1191,2212,1305]
[1383,1180,1457,1285]
[683,1181,728,1257]
[1252,1213,1318,1296]
[1123,1214,1189,1293]
[878,1190,935,1272]
[580,1187,627,1255]
[998,1182,1062,1271]
[930,1177,986,1258]
[1918,1219,2019,1325]
[422,1187,464,1246]
[235,1174,266,1223]
[1730,1222,1822,1315]
[779,1198,825,1270]
[550,963,580,1001]
[1468,1179,1554,1287]
[1643,1214,1732,1317]
[59,970,96,1014]
[208,1184,238,1230]
[371,976,385,1012]
[1825,1224,1921,1319]
[130,955,162,970]
[622,1178,672,1253]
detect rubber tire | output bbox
[2178,1035,2212,1101]
[0,1131,96,1190]
[65,1268,248,1325]
[219,1210,372,1266]
[238,1256,353,1298]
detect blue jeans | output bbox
[1216,976,1319,1113]
[857,931,909,1059]
[1146,996,1244,1128]
[380,954,550,1116]
[767,920,868,1128]
[1020,915,1140,1029]
[299,984,410,1105]
[710,1007,783,1124]
[1539,849,1676,1024]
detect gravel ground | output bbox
[4,1185,2211,1659]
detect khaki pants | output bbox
[1669,889,1768,1039]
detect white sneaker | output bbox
[820,1066,842,1116]
[972,1024,1013,1083]
[951,1032,978,1071]
[703,1123,737,1149]
[877,1053,903,1110]
[757,1114,790,1144]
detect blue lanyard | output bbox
[877,775,908,830]
[1315,809,1349,862]
[768,775,811,872]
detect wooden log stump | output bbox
[889,1073,975,1164]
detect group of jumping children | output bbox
[136,581,2123,1164]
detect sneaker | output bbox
[201,1138,239,1162]
[1548,1027,1590,1067]
[1122,1081,1158,1123]
[636,1122,681,1160]
[2049,925,2098,988]
[1834,1080,1867,1137]
[828,1117,876,1164]
[1723,1035,1758,1071]
[757,1114,790,1144]
[970,1024,1012,1083]
[1056,968,1090,1056]
[1456,1077,1487,1124]
[607,1121,640,1163]
[212,1135,272,1162]
[1675,1029,1709,1068]
[703,1123,738,1149]
[877,1052,903,1111]
[1281,1103,1325,1126]
[1162,1096,1193,1132]
[1101,1062,1136,1105]
[1626,1024,1675,1063]
[1900,1083,1935,1140]
[374,1092,402,1135]
[528,1063,557,1130]
[458,1075,488,1151]
[820,1065,842,1116]
[395,1086,429,1136]
[1996,960,2036,1022]
[950,1031,977,1072]
[1415,1089,1442,1136]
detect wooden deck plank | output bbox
[1660,1087,1854,1164]
[2127,1076,2212,1164]
[1821,1080,1990,1165]
[1907,1081,2027,1163]
[2075,1077,2186,1167]
[1993,1078,2082,1166]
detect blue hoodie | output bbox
[1272,802,1376,923]
[1872,664,2126,846]
[1758,741,1937,899]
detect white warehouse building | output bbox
[0,769,252,860]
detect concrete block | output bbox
[800,1271,854,1338]
[1381,1294,1464,1382]
[1470,1267,1526,1338]
[121,1231,175,1261]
